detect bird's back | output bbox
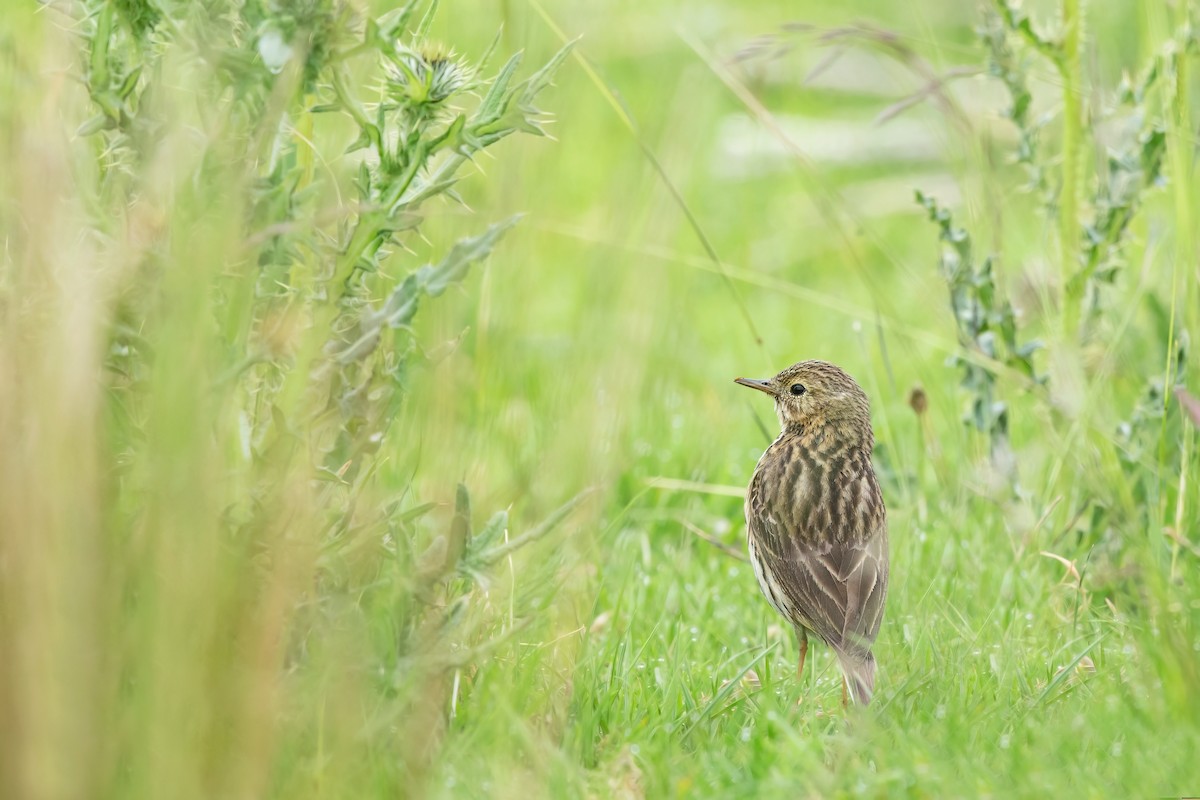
[745,431,888,657]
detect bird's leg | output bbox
[841,675,848,708]
[794,627,808,682]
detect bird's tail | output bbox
[836,650,876,706]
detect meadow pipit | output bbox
[736,360,888,705]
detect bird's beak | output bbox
[734,377,776,396]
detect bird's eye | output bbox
[789,383,806,396]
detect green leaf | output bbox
[1033,640,1101,706]
[474,488,592,566]
[344,128,373,154]
[430,114,467,154]
[380,274,421,328]
[447,481,471,565]
[418,216,521,297]
[414,0,440,42]
[90,3,113,91]
[94,90,123,122]
[477,27,504,72]
[472,510,509,552]
[517,38,576,105]
[377,0,421,41]
[118,65,143,100]
[76,114,112,136]
[477,52,523,123]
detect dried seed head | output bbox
[909,386,928,416]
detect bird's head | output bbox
[735,360,873,445]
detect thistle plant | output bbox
[915,190,1042,462]
[984,2,1188,331]
[2,0,576,794]
[914,5,1195,546]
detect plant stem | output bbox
[1060,0,1084,335]
[1161,5,1197,581]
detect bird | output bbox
[735,360,888,706]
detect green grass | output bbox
[2,0,1199,798]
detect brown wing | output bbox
[750,512,887,655]
[747,453,888,656]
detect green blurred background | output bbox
[2,0,1198,798]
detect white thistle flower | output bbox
[388,43,473,106]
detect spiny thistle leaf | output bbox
[419,216,520,297]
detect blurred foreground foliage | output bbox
[1,0,575,796]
